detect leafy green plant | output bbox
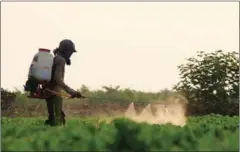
[1,115,239,151]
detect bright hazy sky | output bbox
[1,2,239,92]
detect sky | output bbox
[1,2,239,92]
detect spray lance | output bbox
[45,89,165,105]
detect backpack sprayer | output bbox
[24,48,54,99]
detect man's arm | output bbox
[53,57,76,96]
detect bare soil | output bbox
[2,102,150,117]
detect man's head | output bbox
[58,39,77,65]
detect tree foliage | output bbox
[78,85,176,104]
[174,50,239,116]
[1,88,16,109]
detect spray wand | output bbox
[45,89,164,105]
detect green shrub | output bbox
[174,50,239,116]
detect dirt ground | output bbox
[2,94,188,119]
[63,102,162,117]
[2,98,188,126]
[2,102,151,117]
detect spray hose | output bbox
[45,89,164,105]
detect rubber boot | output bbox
[44,115,55,126]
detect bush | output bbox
[174,50,239,116]
[1,88,17,111]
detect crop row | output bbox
[2,114,239,151]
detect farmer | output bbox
[44,39,84,126]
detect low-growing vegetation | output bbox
[2,114,239,151]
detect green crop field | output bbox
[1,114,239,151]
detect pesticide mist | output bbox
[124,95,187,127]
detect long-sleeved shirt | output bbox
[44,54,75,98]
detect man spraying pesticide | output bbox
[24,39,85,126]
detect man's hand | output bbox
[70,91,86,98]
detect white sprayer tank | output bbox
[28,48,54,82]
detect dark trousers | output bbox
[45,95,65,126]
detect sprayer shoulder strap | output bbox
[49,56,57,83]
